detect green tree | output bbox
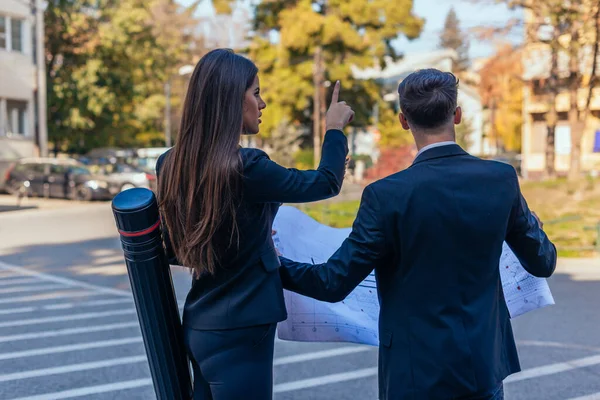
[46,0,203,153]
[455,113,473,150]
[439,7,469,73]
[45,0,100,153]
[247,0,424,166]
[262,120,305,167]
[479,45,523,153]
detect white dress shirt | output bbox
[415,141,457,159]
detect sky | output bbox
[178,0,523,60]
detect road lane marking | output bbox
[9,378,153,400]
[0,337,143,360]
[0,298,133,316]
[273,367,378,393]
[569,393,600,400]
[0,322,139,343]
[0,309,136,328]
[506,354,600,383]
[0,290,103,304]
[518,339,600,353]
[273,346,372,366]
[0,278,38,286]
[42,298,133,309]
[271,352,600,393]
[0,284,66,294]
[0,337,369,366]
[0,261,132,297]
[0,307,35,315]
[0,272,23,279]
[0,355,147,382]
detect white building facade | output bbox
[0,0,38,157]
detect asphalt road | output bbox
[0,199,599,400]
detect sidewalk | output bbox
[556,257,600,281]
[324,182,364,203]
[0,194,105,213]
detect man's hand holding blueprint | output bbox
[273,206,555,346]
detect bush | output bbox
[294,148,314,170]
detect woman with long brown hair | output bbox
[156,48,354,399]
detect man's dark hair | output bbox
[397,69,459,130]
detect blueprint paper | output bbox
[272,207,379,346]
[499,242,555,318]
[273,206,554,346]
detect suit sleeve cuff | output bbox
[324,129,349,152]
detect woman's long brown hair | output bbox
[157,49,258,277]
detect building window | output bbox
[531,122,547,153]
[555,123,571,155]
[0,16,6,49]
[7,100,27,135]
[11,18,23,52]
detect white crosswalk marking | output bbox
[0,321,139,343]
[505,354,600,383]
[0,355,147,382]
[0,307,35,315]
[0,272,23,279]
[273,346,372,365]
[0,337,143,360]
[274,367,378,393]
[0,284,66,294]
[0,290,103,304]
[43,298,132,309]
[0,309,135,328]
[1,259,597,399]
[0,261,132,297]
[8,378,153,400]
[569,393,600,400]
[0,278,38,287]
[0,298,132,316]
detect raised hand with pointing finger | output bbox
[326,81,355,131]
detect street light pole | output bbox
[35,0,48,157]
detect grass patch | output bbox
[295,201,360,228]
[296,178,600,258]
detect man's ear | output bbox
[399,113,410,130]
[454,107,462,125]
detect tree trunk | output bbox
[545,110,557,178]
[545,31,560,179]
[490,97,497,155]
[568,120,583,181]
[567,25,582,181]
[312,46,323,169]
[570,3,600,180]
[320,81,327,148]
[567,84,582,181]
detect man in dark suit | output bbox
[279,69,557,400]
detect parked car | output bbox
[131,147,170,174]
[83,148,137,166]
[87,162,156,193]
[4,158,114,201]
[0,146,22,193]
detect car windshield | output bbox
[70,166,91,175]
[115,164,141,173]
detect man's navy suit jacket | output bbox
[280,144,557,400]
